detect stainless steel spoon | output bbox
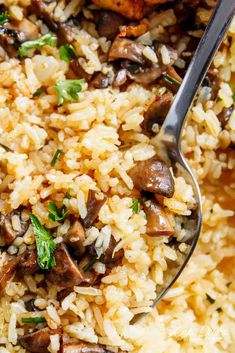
[133,0,235,322]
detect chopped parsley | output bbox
[59,44,76,62]
[19,32,57,57]
[48,201,68,222]
[206,293,215,304]
[0,12,9,25]
[51,149,63,167]
[132,198,140,214]
[31,214,56,270]
[82,257,97,272]
[33,88,45,97]
[164,74,181,86]
[55,79,84,105]
[22,317,46,324]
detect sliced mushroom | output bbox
[30,0,58,32]
[25,299,37,312]
[144,199,174,236]
[101,236,124,264]
[90,72,111,89]
[109,38,146,64]
[156,44,178,66]
[70,59,92,81]
[0,257,20,292]
[142,92,173,135]
[77,255,100,285]
[92,0,144,20]
[122,60,163,85]
[18,250,40,276]
[119,20,149,38]
[47,243,84,288]
[129,157,174,198]
[0,27,26,57]
[94,10,126,40]
[19,327,61,353]
[0,209,30,245]
[83,190,106,228]
[17,19,39,40]
[217,106,234,129]
[62,342,107,353]
[65,220,86,258]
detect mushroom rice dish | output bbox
[0,0,234,352]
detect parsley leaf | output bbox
[33,88,45,97]
[59,44,76,62]
[48,201,68,222]
[206,294,215,304]
[31,214,56,270]
[0,12,9,25]
[19,32,57,57]
[51,149,63,167]
[22,317,46,324]
[132,198,140,214]
[164,74,181,86]
[55,79,84,105]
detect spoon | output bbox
[133,0,235,322]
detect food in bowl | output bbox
[0,0,234,352]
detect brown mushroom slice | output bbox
[19,327,61,353]
[31,0,58,32]
[94,10,126,40]
[108,38,146,64]
[83,190,106,228]
[122,61,163,85]
[90,72,111,89]
[119,20,149,38]
[0,257,20,292]
[0,27,26,57]
[62,342,107,353]
[18,250,40,276]
[17,19,39,40]
[77,255,99,285]
[0,209,30,245]
[101,236,124,264]
[142,92,173,135]
[128,157,174,198]
[47,244,84,288]
[69,59,92,81]
[92,0,144,20]
[144,199,174,236]
[65,220,86,258]
[217,106,234,129]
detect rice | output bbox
[0,1,234,353]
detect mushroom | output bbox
[64,220,86,258]
[144,199,174,236]
[19,327,61,353]
[108,38,146,64]
[17,19,39,40]
[0,208,30,245]
[0,27,26,57]
[128,157,174,198]
[217,106,234,129]
[92,0,144,20]
[47,243,84,288]
[88,236,124,264]
[90,72,111,89]
[94,10,126,40]
[77,255,100,285]
[69,59,92,81]
[0,257,20,292]
[62,342,107,353]
[122,60,163,85]
[18,250,40,276]
[142,92,173,135]
[83,190,106,228]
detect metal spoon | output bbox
[133,0,235,322]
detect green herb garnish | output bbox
[33,88,45,97]
[55,79,84,105]
[206,294,215,304]
[51,149,63,167]
[48,201,68,222]
[19,32,57,57]
[164,74,181,86]
[31,214,56,270]
[0,143,11,151]
[22,317,46,324]
[0,12,9,25]
[82,257,97,272]
[132,198,140,214]
[59,44,76,62]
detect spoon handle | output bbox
[161,0,235,145]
